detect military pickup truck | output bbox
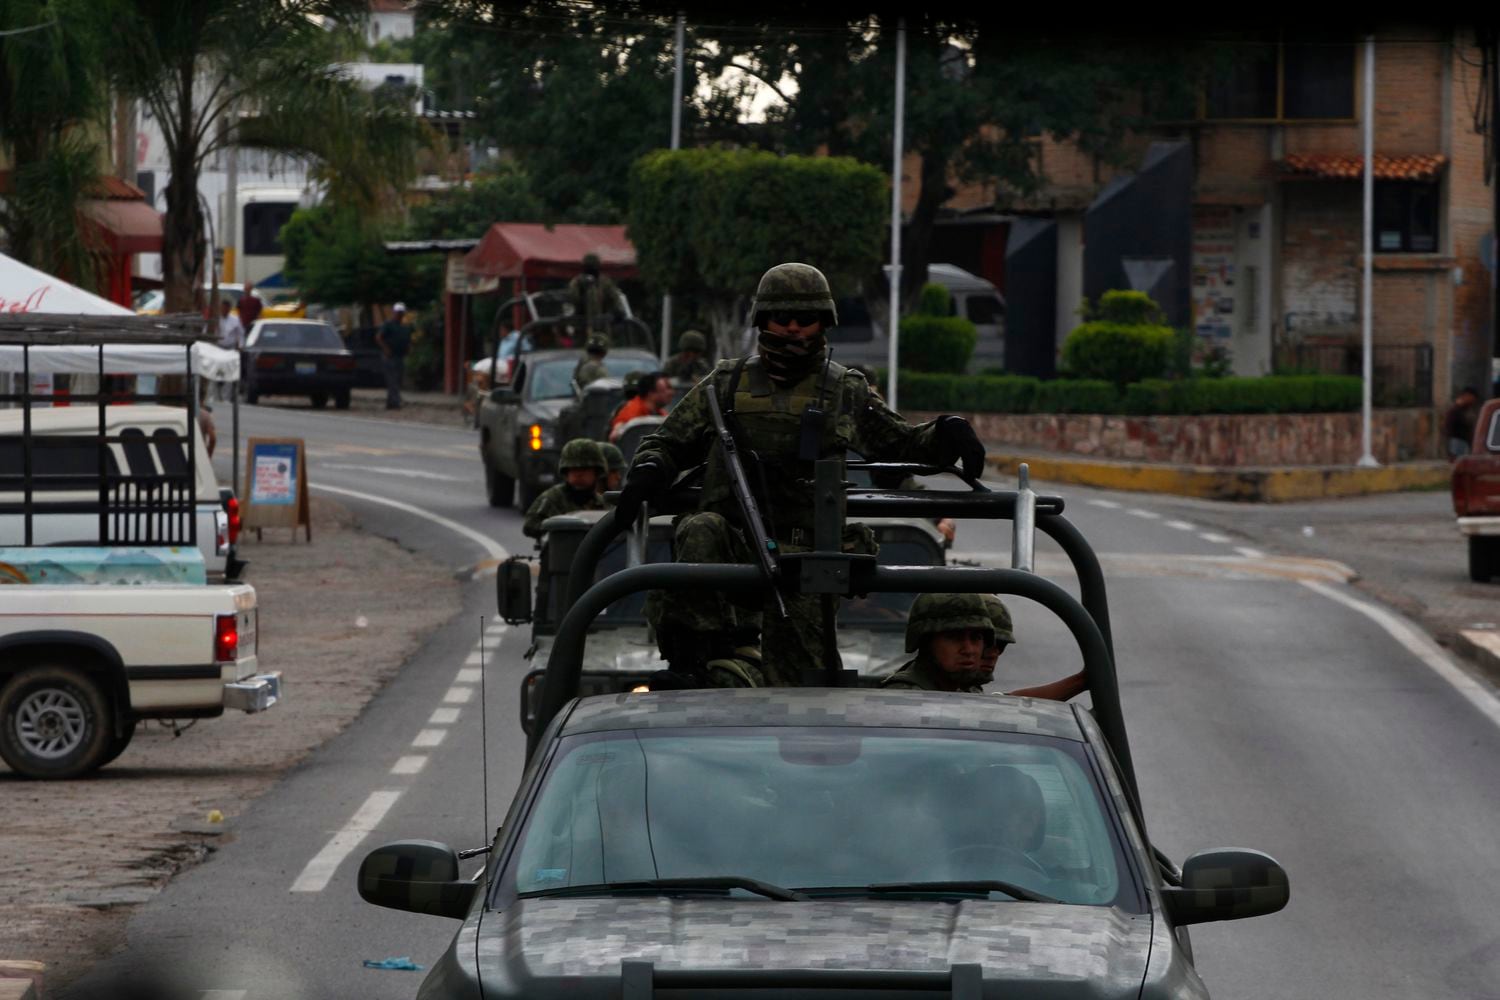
[1452,397,1500,582]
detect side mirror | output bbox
[497,557,532,624]
[357,840,477,919]
[1160,848,1289,926]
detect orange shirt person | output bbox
[609,372,673,437]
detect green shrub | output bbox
[1033,379,1120,413]
[1063,290,1175,386]
[889,371,1040,412]
[897,285,977,374]
[1122,376,1361,415]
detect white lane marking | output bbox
[429,707,461,724]
[1089,499,1121,509]
[464,652,485,666]
[202,992,248,1000]
[456,668,482,683]
[309,483,508,560]
[485,623,509,636]
[1302,580,1500,730]
[289,790,402,892]
[412,729,447,748]
[391,755,427,775]
[1165,520,1195,531]
[1128,508,1160,520]
[321,463,466,482]
[1199,532,1232,544]
[444,686,475,704]
[1236,546,1265,559]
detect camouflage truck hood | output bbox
[474,898,1151,998]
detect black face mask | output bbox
[757,327,827,384]
[565,483,596,504]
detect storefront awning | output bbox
[461,223,636,281]
[1276,153,1447,182]
[80,197,163,255]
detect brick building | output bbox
[990,29,1495,406]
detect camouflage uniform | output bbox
[523,439,607,538]
[567,253,623,335]
[573,332,611,388]
[663,330,712,382]
[629,263,976,687]
[881,593,996,693]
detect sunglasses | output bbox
[763,310,824,328]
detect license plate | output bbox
[295,362,316,375]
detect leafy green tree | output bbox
[0,0,111,288]
[629,147,885,342]
[103,0,436,311]
[282,204,424,324]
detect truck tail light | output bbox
[255,354,283,370]
[330,356,356,371]
[214,614,239,664]
[530,424,543,451]
[226,495,241,544]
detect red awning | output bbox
[1276,153,1447,182]
[461,223,636,281]
[80,198,163,255]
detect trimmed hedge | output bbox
[888,371,1363,415]
[897,283,977,374]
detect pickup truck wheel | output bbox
[485,459,515,508]
[311,392,329,409]
[0,665,113,779]
[100,721,137,766]
[1470,537,1500,583]
[334,389,351,410]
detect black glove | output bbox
[613,459,669,529]
[935,415,986,481]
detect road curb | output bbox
[986,451,1449,502]
[1453,628,1500,682]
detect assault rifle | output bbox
[704,383,788,618]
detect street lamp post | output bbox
[886,18,907,410]
[660,12,685,365]
[1358,35,1379,468]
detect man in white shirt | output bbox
[215,300,245,400]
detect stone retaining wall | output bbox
[908,408,1439,466]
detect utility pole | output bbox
[1358,35,1378,467]
[224,111,239,285]
[886,18,907,410]
[661,12,685,364]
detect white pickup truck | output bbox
[0,548,275,778]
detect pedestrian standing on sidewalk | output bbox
[237,282,263,329]
[214,300,245,403]
[376,303,412,410]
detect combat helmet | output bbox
[750,263,838,328]
[586,331,611,353]
[677,330,707,353]
[904,593,995,653]
[582,252,601,270]
[981,595,1017,645]
[558,438,607,474]
[599,441,626,474]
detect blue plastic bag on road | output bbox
[363,956,424,971]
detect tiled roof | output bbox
[1277,153,1447,181]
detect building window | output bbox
[1204,35,1355,121]
[242,202,297,256]
[1374,182,1440,253]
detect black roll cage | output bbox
[526,460,1139,816]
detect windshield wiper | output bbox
[852,880,1059,903]
[525,876,809,902]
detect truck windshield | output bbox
[511,727,1135,910]
[530,356,655,400]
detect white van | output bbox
[0,405,232,580]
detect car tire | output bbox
[334,389,351,410]
[99,720,137,767]
[485,460,515,508]
[0,664,114,779]
[311,392,329,409]
[1469,537,1499,583]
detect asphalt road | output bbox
[60,402,1500,1000]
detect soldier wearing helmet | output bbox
[567,252,623,338]
[599,441,626,492]
[614,262,989,688]
[573,331,611,388]
[664,329,711,382]
[881,594,997,693]
[522,438,607,538]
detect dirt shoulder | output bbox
[0,497,460,989]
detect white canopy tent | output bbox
[0,250,133,316]
[0,341,240,381]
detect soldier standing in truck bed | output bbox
[613,262,987,688]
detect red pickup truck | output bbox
[1453,397,1500,582]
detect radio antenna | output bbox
[479,615,490,843]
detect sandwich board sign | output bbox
[243,437,310,541]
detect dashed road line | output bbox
[1127,508,1160,519]
[1165,520,1195,531]
[412,729,447,748]
[1303,580,1500,730]
[290,790,402,893]
[444,686,475,704]
[428,707,460,725]
[1199,532,1232,544]
[202,992,247,1000]
[1089,499,1121,509]
[455,667,482,683]
[391,755,427,775]
[1236,546,1265,559]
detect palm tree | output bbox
[105,0,436,311]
